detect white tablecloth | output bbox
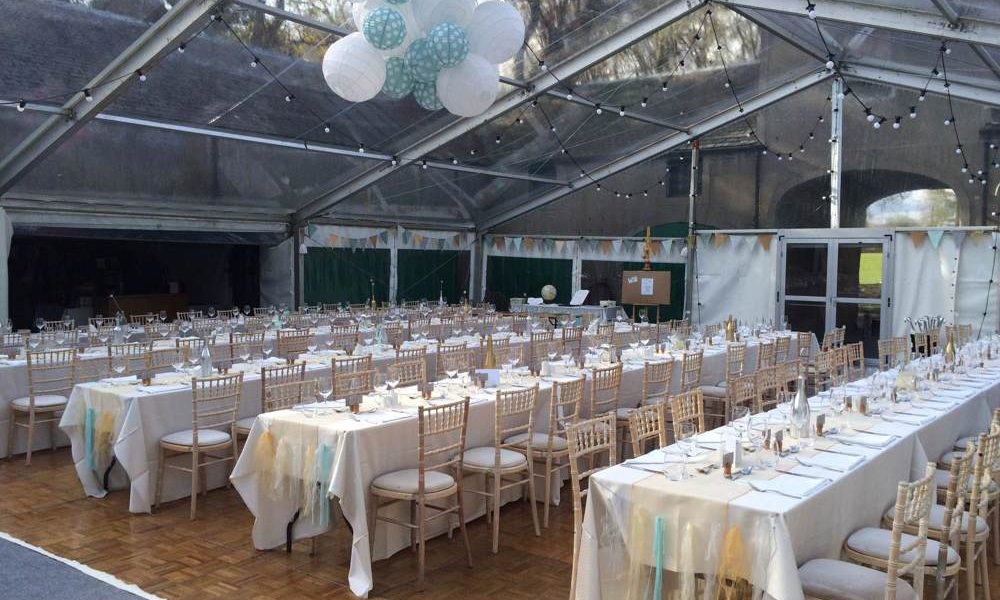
[576,366,1000,600]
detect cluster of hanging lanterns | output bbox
[321,0,525,117]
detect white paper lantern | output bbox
[436,53,498,117]
[412,0,475,31]
[466,1,525,64]
[322,32,387,102]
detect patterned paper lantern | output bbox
[385,0,407,4]
[322,32,387,102]
[436,53,498,117]
[404,38,443,83]
[466,1,525,64]
[363,7,407,50]
[413,80,443,110]
[382,57,414,99]
[428,22,468,68]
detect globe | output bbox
[540,284,557,302]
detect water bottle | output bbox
[200,343,213,377]
[790,374,812,443]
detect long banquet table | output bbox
[575,361,1000,600]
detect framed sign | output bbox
[621,270,671,305]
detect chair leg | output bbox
[410,500,417,552]
[968,550,978,600]
[6,409,16,460]
[993,505,1000,566]
[154,447,166,510]
[526,463,540,538]
[491,469,502,554]
[24,411,35,466]
[981,552,992,600]
[455,485,472,569]
[543,456,553,529]
[484,472,492,524]
[417,498,427,590]
[190,451,199,520]
[569,526,581,600]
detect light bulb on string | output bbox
[893,117,901,129]
[421,160,428,170]
[84,89,93,102]
[137,70,146,82]
[806,2,816,18]
[865,110,874,122]
[323,123,330,133]
[177,44,186,53]
[641,98,648,107]
[16,99,25,112]
[595,104,602,115]
[909,107,917,118]
[618,106,625,117]
[565,90,573,100]
[390,156,398,166]
[284,93,294,102]
[358,144,365,154]
[919,91,926,102]
[251,56,259,68]
[451,157,458,165]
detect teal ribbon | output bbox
[648,516,664,600]
[85,407,95,471]
[315,444,334,526]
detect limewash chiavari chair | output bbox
[846,342,865,381]
[332,355,373,399]
[463,386,540,554]
[508,376,584,528]
[589,363,622,417]
[276,329,312,361]
[263,379,317,414]
[1,332,23,355]
[154,372,243,520]
[388,359,426,388]
[368,398,473,589]
[754,366,780,413]
[128,313,156,325]
[726,372,758,419]
[618,358,673,456]
[930,329,942,354]
[234,362,306,442]
[913,333,931,358]
[437,344,474,380]
[702,343,746,428]
[108,342,150,376]
[328,329,359,353]
[7,348,76,465]
[670,389,706,438]
[775,335,791,363]
[562,325,583,358]
[797,331,814,362]
[396,345,427,362]
[230,331,264,358]
[565,412,617,600]
[145,347,185,376]
[530,339,561,372]
[812,349,837,393]
[176,310,203,321]
[679,350,703,392]
[626,403,667,458]
[878,338,897,371]
[798,464,936,600]
[755,340,776,370]
[821,329,837,351]
[776,360,801,394]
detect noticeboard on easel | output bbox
[621,270,671,320]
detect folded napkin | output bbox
[827,431,894,447]
[694,431,724,444]
[933,388,974,400]
[0,359,27,367]
[882,412,933,426]
[798,451,863,472]
[102,375,138,385]
[745,474,825,497]
[137,383,189,394]
[296,400,342,411]
[354,411,411,425]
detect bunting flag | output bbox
[611,239,623,254]
[401,229,412,244]
[713,233,729,249]
[952,230,967,248]
[969,230,987,246]
[554,239,565,253]
[600,240,613,254]
[758,234,772,251]
[698,232,712,247]
[910,231,927,249]
[661,239,673,255]
[731,236,745,251]
[379,231,390,244]
[453,234,461,248]
[523,237,535,251]
[511,237,522,251]
[368,235,378,248]
[928,230,945,249]
[327,234,339,247]
[494,236,505,250]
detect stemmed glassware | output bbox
[669,422,698,480]
[34,317,45,333]
[317,377,333,403]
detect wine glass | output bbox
[53,330,66,347]
[34,317,45,333]
[237,344,250,364]
[207,306,217,319]
[317,377,333,402]
[27,334,41,350]
[145,314,155,326]
[374,372,388,400]
[61,312,73,329]
[243,305,252,317]
[187,350,200,370]
[262,339,274,362]
[830,389,847,431]
[159,310,168,323]
[307,340,318,354]
[171,351,187,374]
[386,372,400,393]
[674,422,698,479]
[111,356,127,377]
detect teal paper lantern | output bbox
[362,7,407,51]
[382,57,414,99]
[405,38,443,83]
[428,22,468,68]
[413,80,443,111]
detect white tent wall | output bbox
[892,229,1000,338]
[0,208,11,323]
[691,232,779,326]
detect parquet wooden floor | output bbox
[0,449,573,599]
[4,449,1000,599]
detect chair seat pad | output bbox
[938,450,962,467]
[161,428,231,447]
[462,446,527,469]
[884,503,987,535]
[846,527,959,566]
[700,385,727,397]
[798,558,916,600]
[615,407,635,420]
[234,416,255,432]
[11,394,67,409]
[371,469,454,494]
[504,432,567,451]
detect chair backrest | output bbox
[27,349,77,401]
[333,354,372,374]
[565,413,617,525]
[261,362,306,412]
[176,337,206,354]
[774,336,791,363]
[177,310,203,321]
[928,329,941,353]
[546,377,585,447]
[493,385,538,459]
[231,331,265,357]
[0,332,23,354]
[493,343,523,369]
[724,343,747,380]
[396,346,427,362]
[531,339,562,370]
[276,329,312,360]
[417,398,469,485]
[821,329,836,351]
[642,359,673,406]
[884,463,935,600]
[437,344,474,378]
[129,313,156,325]
[912,332,930,358]
[264,379,318,413]
[755,341,776,370]
[796,332,813,360]
[388,359,426,388]
[813,349,837,392]
[833,326,846,347]
[145,347,184,375]
[596,322,615,337]
[561,326,583,353]
[938,439,976,583]
[530,330,554,345]
[877,338,896,371]
[627,403,666,457]
[333,368,374,400]
[190,372,244,444]
[846,342,865,380]
[679,350,703,391]
[728,372,758,419]
[775,359,801,394]
[670,389,706,438]
[589,363,622,416]
[612,328,637,350]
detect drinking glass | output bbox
[34,317,45,333]
[262,340,274,361]
[317,377,333,402]
[53,330,66,347]
[111,356,127,377]
[674,422,698,479]
[207,306,217,319]
[187,351,200,370]
[62,312,73,329]
[830,389,847,430]
[28,334,41,350]
[159,310,168,323]
[238,344,250,364]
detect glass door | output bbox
[780,235,890,358]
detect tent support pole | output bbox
[684,140,700,323]
[830,78,844,228]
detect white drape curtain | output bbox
[692,235,778,326]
